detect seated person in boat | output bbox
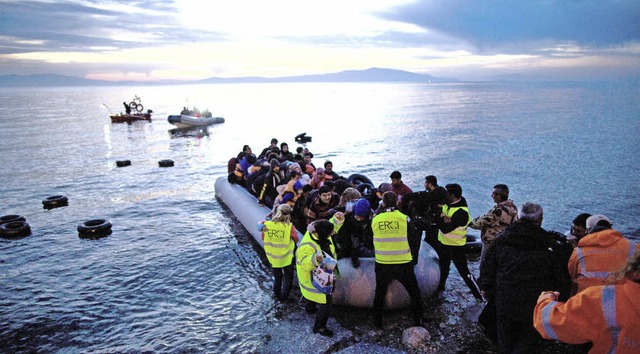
[310,167,332,189]
[334,197,374,267]
[274,172,301,207]
[237,145,253,160]
[247,160,270,195]
[369,183,393,215]
[305,185,339,226]
[333,187,361,214]
[328,178,354,197]
[256,159,285,208]
[323,160,342,180]
[259,138,279,159]
[292,184,314,234]
[239,152,257,178]
[228,162,245,187]
[279,142,294,162]
[303,152,316,175]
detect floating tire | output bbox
[0,214,26,225]
[355,182,375,198]
[42,195,69,210]
[77,219,113,239]
[0,220,31,239]
[116,160,131,167]
[347,173,373,187]
[158,159,174,167]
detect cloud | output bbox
[0,0,638,80]
[384,0,640,51]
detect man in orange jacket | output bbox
[534,251,640,354]
[568,214,640,295]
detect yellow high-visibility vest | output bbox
[438,205,470,246]
[372,210,412,264]
[263,221,294,268]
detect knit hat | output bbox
[353,198,371,217]
[293,180,304,192]
[586,214,611,230]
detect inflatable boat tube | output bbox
[215,176,440,309]
[347,173,373,187]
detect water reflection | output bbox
[168,126,210,139]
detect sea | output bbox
[1,81,639,353]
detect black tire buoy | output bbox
[347,173,374,187]
[42,195,69,210]
[0,220,31,239]
[158,159,174,167]
[77,219,113,239]
[0,214,26,225]
[116,160,131,167]
[355,182,375,198]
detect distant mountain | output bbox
[0,74,112,87]
[197,67,456,83]
[0,68,457,87]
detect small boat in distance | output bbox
[167,106,225,128]
[110,96,153,123]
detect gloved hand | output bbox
[351,256,360,268]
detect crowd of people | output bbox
[227,138,639,352]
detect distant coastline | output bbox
[0,67,455,87]
[1,68,636,87]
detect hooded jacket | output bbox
[257,159,284,207]
[479,220,570,322]
[568,228,639,295]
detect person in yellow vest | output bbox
[296,214,344,337]
[372,191,423,327]
[258,204,300,302]
[436,183,483,300]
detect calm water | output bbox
[1,82,639,352]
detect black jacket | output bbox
[479,220,570,322]
[334,213,374,259]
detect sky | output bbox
[0,0,639,82]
